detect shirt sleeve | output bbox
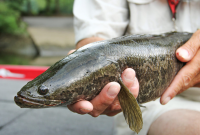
[73,0,129,44]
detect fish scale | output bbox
[14,32,192,133]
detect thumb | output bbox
[176,30,200,62]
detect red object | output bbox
[0,65,49,80]
[168,0,180,19]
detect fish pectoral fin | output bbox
[118,77,143,133]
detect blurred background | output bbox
[0,0,75,66]
[0,0,115,135]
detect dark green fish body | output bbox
[14,32,192,133]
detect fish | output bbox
[14,32,192,133]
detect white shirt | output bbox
[73,0,200,44]
[73,1,200,135]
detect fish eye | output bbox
[38,85,49,95]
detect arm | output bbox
[76,37,104,49]
[161,29,200,105]
[73,0,129,44]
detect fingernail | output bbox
[177,48,189,60]
[124,71,134,81]
[107,85,118,97]
[80,108,90,113]
[162,97,171,105]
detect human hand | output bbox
[161,30,200,105]
[67,50,139,117]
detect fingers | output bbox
[193,74,200,87]
[67,68,139,117]
[176,30,200,62]
[161,30,200,105]
[89,82,121,117]
[76,37,104,49]
[89,68,139,117]
[161,52,200,104]
[67,100,93,114]
[68,49,76,55]
[121,68,139,98]
[105,109,122,116]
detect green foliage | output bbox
[36,0,46,10]
[0,1,26,35]
[21,0,74,15]
[5,0,24,12]
[0,53,30,65]
[38,0,74,15]
[59,0,74,15]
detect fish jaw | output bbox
[14,94,66,108]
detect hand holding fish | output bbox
[67,68,139,116]
[161,29,200,105]
[15,32,192,133]
[67,42,139,116]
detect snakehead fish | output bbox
[14,32,192,133]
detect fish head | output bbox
[14,56,80,108]
[14,73,68,108]
[14,42,110,108]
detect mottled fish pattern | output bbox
[14,32,192,133]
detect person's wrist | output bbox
[76,37,104,49]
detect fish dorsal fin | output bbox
[118,77,143,133]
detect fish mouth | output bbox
[14,94,66,108]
